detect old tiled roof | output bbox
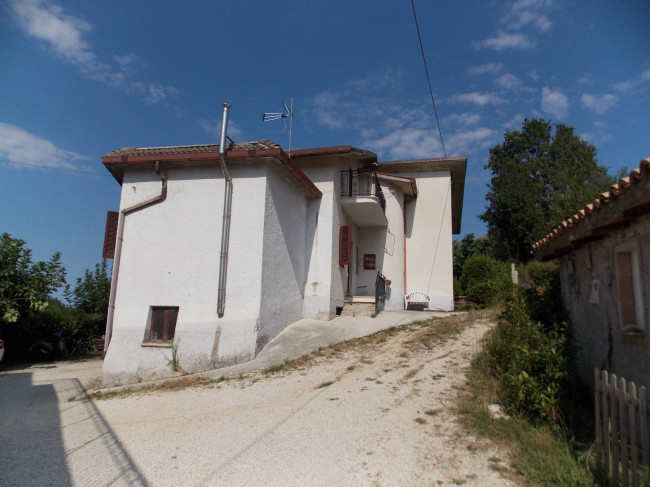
[532,157,650,253]
[103,139,281,158]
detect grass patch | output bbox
[405,308,495,350]
[316,380,335,389]
[414,417,428,425]
[425,408,443,416]
[88,375,215,400]
[457,349,593,486]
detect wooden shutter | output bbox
[339,225,351,266]
[616,252,636,326]
[102,211,119,259]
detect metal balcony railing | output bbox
[341,169,386,213]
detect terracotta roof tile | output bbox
[103,139,281,158]
[532,157,650,253]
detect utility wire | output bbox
[410,0,447,158]
[0,158,109,176]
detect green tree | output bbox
[0,233,66,324]
[64,260,111,349]
[480,119,614,262]
[452,233,494,278]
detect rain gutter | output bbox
[104,161,167,354]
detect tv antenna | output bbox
[263,98,294,156]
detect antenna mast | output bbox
[263,98,294,156]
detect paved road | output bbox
[0,360,148,486]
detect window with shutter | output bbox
[144,306,179,344]
[615,249,644,331]
[339,225,351,266]
[102,211,119,259]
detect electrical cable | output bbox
[410,0,447,158]
[0,158,109,176]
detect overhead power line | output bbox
[0,158,109,176]
[410,0,447,158]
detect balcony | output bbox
[340,169,387,227]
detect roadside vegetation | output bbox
[456,260,596,486]
[449,118,624,485]
[0,232,110,363]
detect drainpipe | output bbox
[104,161,167,355]
[217,103,232,318]
[403,198,407,295]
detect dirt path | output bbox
[1,316,517,486]
[93,318,516,486]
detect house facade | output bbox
[533,158,650,390]
[100,136,466,384]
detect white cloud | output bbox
[364,127,442,160]
[541,87,569,119]
[7,0,178,104]
[444,113,481,128]
[473,32,537,50]
[447,127,498,155]
[475,1,552,52]
[501,114,525,130]
[0,122,87,170]
[311,73,497,160]
[313,92,347,129]
[199,118,243,140]
[506,0,553,31]
[494,73,523,90]
[612,69,650,93]
[467,63,503,76]
[581,93,617,114]
[448,92,507,106]
[8,0,93,64]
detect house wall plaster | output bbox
[300,162,343,319]
[258,168,309,352]
[558,214,650,390]
[403,172,454,311]
[380,184,406,309]
[102,164,267,384]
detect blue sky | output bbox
[1,0,649,287]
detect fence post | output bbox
[603,369,611,481]
[629,381,638,487]
[641,386,648,468]
[595,368,603,467]
[620,377,629,486]
[611,373,620,487]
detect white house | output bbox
[100,106,466,384]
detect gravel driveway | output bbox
[1,317,516,486]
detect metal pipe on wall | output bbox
[217,103,232,317]
[104,161,167,354]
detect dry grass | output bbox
[87,375,215,401]
[86,311,487,402]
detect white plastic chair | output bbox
[404,291,430,310]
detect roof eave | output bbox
[377,156,467,234]
[532,157,650,257]
[102,148,322,198]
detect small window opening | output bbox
[615,250,644,332]
[145,306,179,344]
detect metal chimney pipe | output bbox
[217,103,232,317]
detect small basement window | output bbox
[143,306,179,345]
[615,249,644,332]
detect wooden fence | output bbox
[595,369,649,486]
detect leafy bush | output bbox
[483,264,572,426]
[460,254,512,307]
[520,261,568,326]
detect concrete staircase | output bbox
[340,296,376,318]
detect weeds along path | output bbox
[93,315,518,487]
